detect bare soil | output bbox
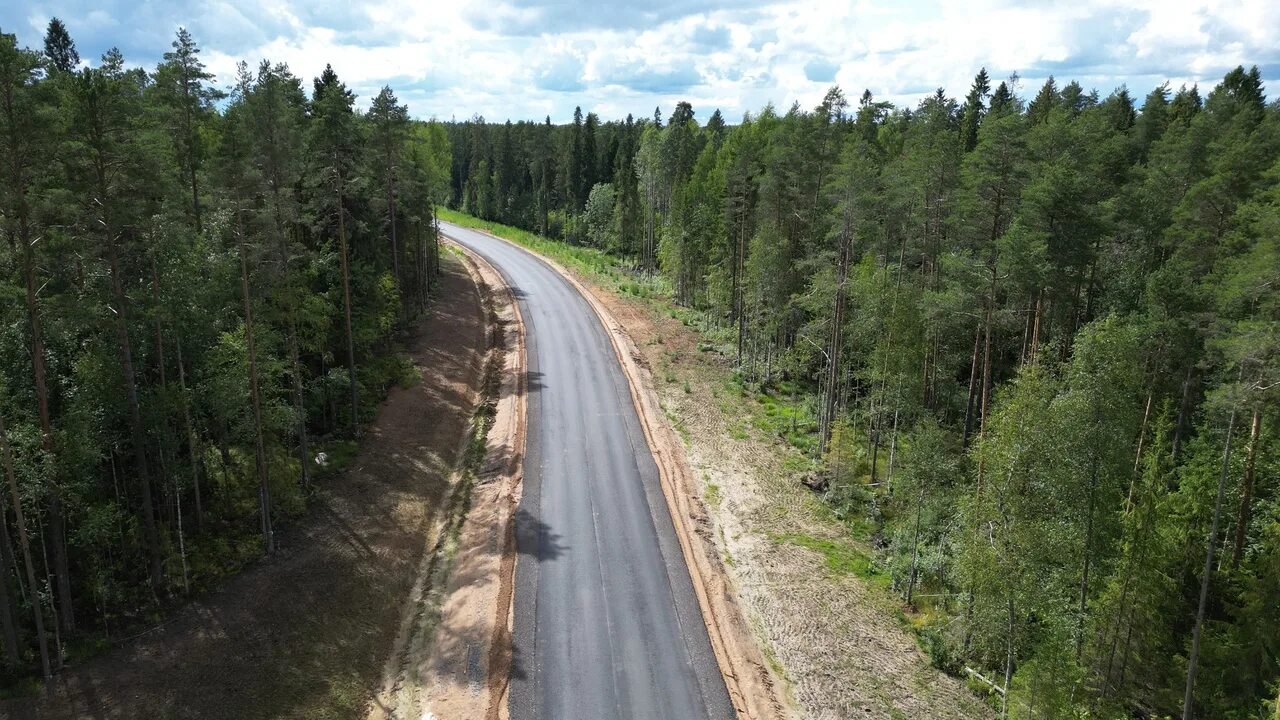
[567,269,994,720]
[0,256,488,720]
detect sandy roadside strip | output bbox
[451,226,786,720]
[367,240,525,720]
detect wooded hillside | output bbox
[447,70,1279,718]
[0,22,449,683]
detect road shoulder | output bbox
[368,240,526,720]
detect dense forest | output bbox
[0,22,449,681]
[447,70,1279,717]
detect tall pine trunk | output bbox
[336,167,359,434]
[237,216,274,555]
[387,164,401,299]
[0,496,18,666]
[1128,384,1155,510]
[1183,405,1238,719]
[819,213,852,455]
[734,221,746,367]
[974,266,997,493]
[906,484,924,607]
[22,232,76,635]
[1230,406,1263,568]
[275,222,311,489]
[0,412,51,679]
[106,234,163,592]
[174,336,203,530]
[962,321,982,447]
[190,163,201,235]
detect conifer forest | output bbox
[0,12,1278,720]
[0,20,449,682]
[446,70,1279,718]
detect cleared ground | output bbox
[1,256,488,720]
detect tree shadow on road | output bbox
[514,509,565,564]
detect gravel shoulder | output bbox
[368,240,525,720]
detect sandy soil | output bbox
[368,241,525,720]
[0,256,488,720]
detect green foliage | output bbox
[0,25,448,682]
[408,65,1278,717]
[772,532,887,588]
[583,182,617,248]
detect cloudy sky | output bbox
[4,0,1279,122]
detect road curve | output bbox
[440,222,734,720]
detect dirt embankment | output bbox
[368,240,525,720]
[1,255,489,720]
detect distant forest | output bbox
[446,69,1279,717]
[0,22,449,681]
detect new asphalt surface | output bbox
[441,221,734,720]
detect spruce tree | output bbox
[42,17,78,73]
[960,67,991,151]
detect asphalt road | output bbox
[441,222,734,720]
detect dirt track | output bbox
[1,256,487,720]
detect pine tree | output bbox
[369,86,410,293]
[155,27,222,234]
[309,64,361,435]
[1027,76,1059,124]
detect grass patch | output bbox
[438,207,666,298]
[772,532,889,590]
[704,481,722,509]
[312,439,358,479]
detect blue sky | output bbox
[4,0,1278,122]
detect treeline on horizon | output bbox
[446,68,1279,717]
[0,22,450,680]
